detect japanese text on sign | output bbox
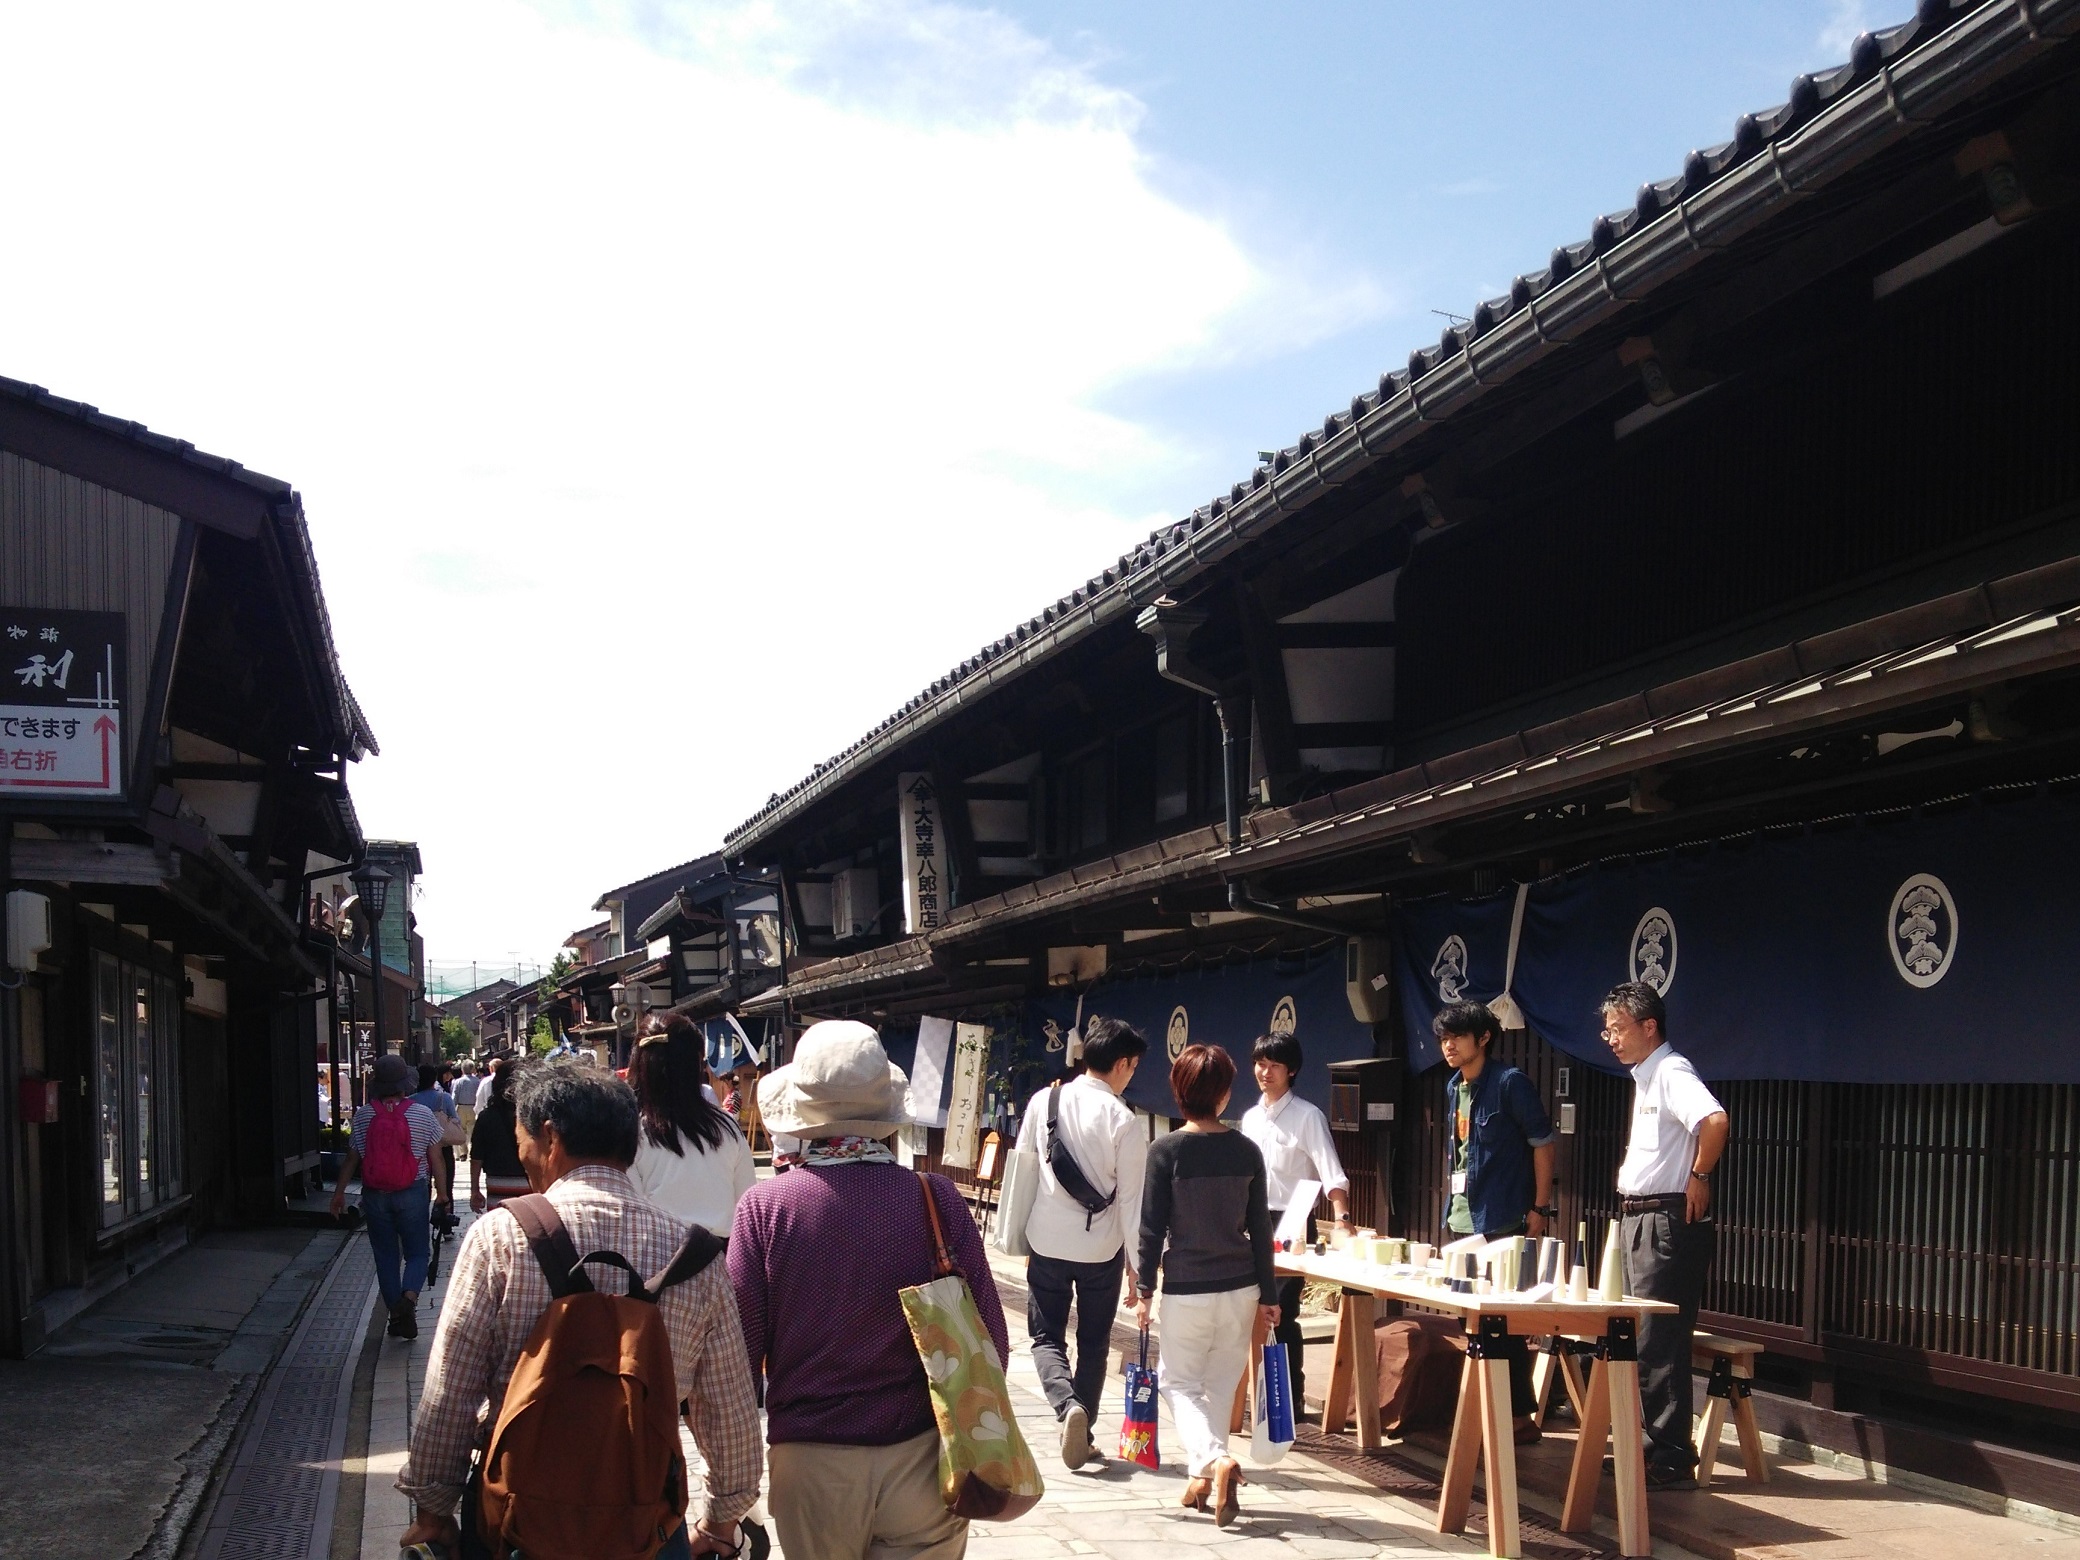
[897,771,945,934]
[0,609,125,798]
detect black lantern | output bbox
[351,863,392,926]
[352,863,393,1054]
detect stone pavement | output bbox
[0,1225,344,1560]
[315,1200,2080,1560]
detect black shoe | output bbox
[741,1518,771,1560]
[1645,1463,1697,1491]
[390,1297,419,1341]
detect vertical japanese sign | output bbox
[941,1020,989,1170]
[898,772,944,935]
[0,609,125,797]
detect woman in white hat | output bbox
[728,1021,1011,1560]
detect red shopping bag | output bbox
[1120,1328,1159,1468]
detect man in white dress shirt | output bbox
[1603,981,1730,1490]
[1012,1015,1149,1469]
[1239,1031,1350,1419]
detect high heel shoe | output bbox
[1211,1458,1244,1527]
[1179,1477,1211,1513]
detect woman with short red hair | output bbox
[1129,1044,1278,1526]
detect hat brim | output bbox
[757,1061,911,1141]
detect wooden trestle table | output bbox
[1273,1252,1679,1560]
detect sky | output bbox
[0,0,1880,977]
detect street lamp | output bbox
[352,863,393,1056]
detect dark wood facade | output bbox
[717,16,2080,1506]
[0,379,374,1356]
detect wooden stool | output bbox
[1691,1335,1769,1485]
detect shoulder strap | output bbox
[506,1194,593,1298]
[644,1223,728,1297]
[916,1171,956,1279]
[1048,1079,1062,1133]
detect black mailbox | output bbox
[1327,1056,1404,1230]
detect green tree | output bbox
[529,1014,556,1055]
[438,1016,474,1061]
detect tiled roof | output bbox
[726,0,2059,853]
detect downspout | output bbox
[1135,599,1352,939]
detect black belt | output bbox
[1619,1194,1686,1215]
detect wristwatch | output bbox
[1533,1205,1559,1219]
[1689,1170,1712,1183]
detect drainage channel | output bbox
[189,1233,378,1560]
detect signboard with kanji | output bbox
[0,609,125,798]
[897,771,944,935]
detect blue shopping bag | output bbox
[1120,1328,1159,1468]
[1250,1339,1295,1466]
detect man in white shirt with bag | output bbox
[1011,1015,1148,1470]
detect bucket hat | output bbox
[757,1021,910,1139]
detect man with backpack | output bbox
[330,1053,450,1339]
[1010,1015,1148,1469]
[398,1061,762,1560]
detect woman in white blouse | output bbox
[628,1012,757,1235]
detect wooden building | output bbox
[0,377,377,1355]
[723,6,2080,1509]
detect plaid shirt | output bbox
[398,1165,763,1528]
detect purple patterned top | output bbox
[728,1162,1010,1446]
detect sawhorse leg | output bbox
[1318,1290,1380,1447]
[1435,1316,1520,1558]
[1560,1317,1652,1559]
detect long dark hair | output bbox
[630,1013,739,1155]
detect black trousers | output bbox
[1621,1204,1716,1472]
[1270,1211,1316,1412]
[1026,1250,1124,1422]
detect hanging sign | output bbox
[898,772,945,934]
[941,1020,989,1169]
[0,609,125,797]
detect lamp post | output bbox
[353,863,393,1056]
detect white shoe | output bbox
[1060,1403,1092,1469]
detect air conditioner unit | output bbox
[830,868,879,940]
[1345,937,1390,1024]
[6,891,51,972]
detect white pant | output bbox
[1156,1287,1257,1478]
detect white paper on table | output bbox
[1273,1182,1322,1250]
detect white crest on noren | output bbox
[1630,908,1678,996]
[1890,873,1958,989]
[1431,936,1468,1003]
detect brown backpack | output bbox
[477,1195,725,1560]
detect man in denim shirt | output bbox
[1437,1001,1556,1443]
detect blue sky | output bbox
[972,1,1876,515]
[0,0,1880,960]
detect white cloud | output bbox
[0,0,1372,964]
[1817,0,1875,61]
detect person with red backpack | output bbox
[398,1060,763,1560]
[331,1053,450,1339]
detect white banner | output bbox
[910,1015,952,1127]
[941,1021,989,1170]
[898,772,945,934]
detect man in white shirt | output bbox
[1012,1015,1148,1470]
[1603,982,1730,1491]
[1239,1032,1350,1419]
[452,1063,481,1157]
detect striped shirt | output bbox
[349,1099,443,1185]
[398,1165,764,1526]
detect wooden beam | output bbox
[9,838,167,886]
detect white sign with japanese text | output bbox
[0,609,125,797]
[941,1020,989,1170]
[898,771,945,935]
